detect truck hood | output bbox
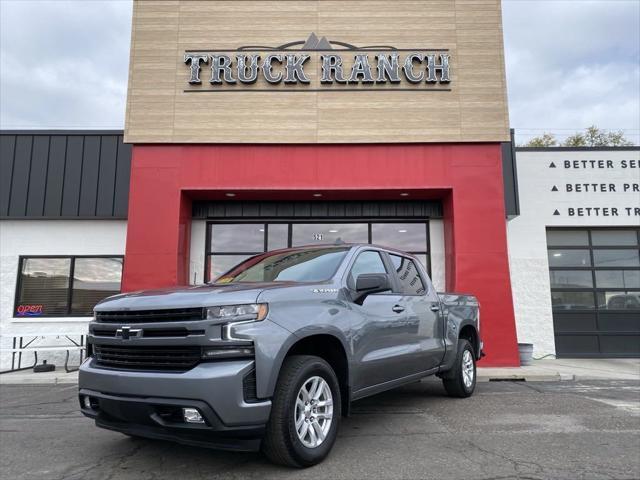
[94,282,296,311]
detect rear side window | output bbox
[390,254,426,295]
[348,251,387,289]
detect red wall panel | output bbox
[123,143,520,366]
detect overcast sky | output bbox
[1,0,639,144]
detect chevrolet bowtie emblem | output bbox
[116,326,142,340]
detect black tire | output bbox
[442,339,476,398]
[262,355,341,468]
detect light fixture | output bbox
[400,193,409,197]
[259,229,264,232]
[225,192,236,197]
[553,253,562,257]
[398,229,407,233]
[313,193,323,197]
[183,408,205,424]
[329,229,338,233]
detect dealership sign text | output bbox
[184,52,450,87]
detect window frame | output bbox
[388,253,429,296]
[13,255,124,318]
[345,249,393,293]
[204,220,431,283]
[547,227,640,312]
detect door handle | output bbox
[430,304,440,312]
[392,305,405,313]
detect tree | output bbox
[562,126,634,147]
[521,126,634,147]
[523,132,558,147]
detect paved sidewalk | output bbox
[478,358,640,382]
[1,358,638,385]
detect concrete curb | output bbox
[0,372,79,385]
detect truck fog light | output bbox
[183,408,205,424]
[83,396,92,409]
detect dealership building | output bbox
[1,1,639,369]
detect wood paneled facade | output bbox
[124,0,510,144]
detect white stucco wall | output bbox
[0,220,127,369]
[189,220,207,285]
[508,149,640,357]
[429,219,446,291]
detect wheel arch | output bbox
[458,323,480,359]
[267,331,351,416]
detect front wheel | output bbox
[262,355,341,468]
[442,339,476,398]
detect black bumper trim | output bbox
[79,389,265,452]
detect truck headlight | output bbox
[206,304,268,341]
[205,303,268,322]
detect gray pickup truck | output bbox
[79,244,481,467]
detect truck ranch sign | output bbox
[183,34,451,91]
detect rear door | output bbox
[388,253,445,371]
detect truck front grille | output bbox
[93,345,201,371]
[91,327,205,338]
[95,308,205,323]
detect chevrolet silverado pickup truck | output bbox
[79,244,482,467]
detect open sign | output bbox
[16,305,43,316]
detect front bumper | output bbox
[79,388,264,451]
[79,358,271,450]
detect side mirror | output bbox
[354,273,391,303]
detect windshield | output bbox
[214,247,350,284]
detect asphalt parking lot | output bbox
[1,379,638,480]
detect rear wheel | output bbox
[262,355,341,467]
[442,339,476,398]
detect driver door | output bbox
[348,250,411,391]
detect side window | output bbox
[348,251,388,290]
[390,254,426,295]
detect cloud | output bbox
[1,0,639,145]
[502,0,640,144]
[0,0,132,128]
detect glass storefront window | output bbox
[549,270,593,289]
[551,291,595,310]
[208,254,253,280]
[15,257,122,317]
[17,258,71,316]
[210,224,265,252]
[591,230,639,246]
[71,258,123,316]
[414,254,429,272]
[267,224,288,250]
[206,222,431,282]
[547,227,640,314]
[548,249,591,267]
[291,224,368,246]
[595,270,640,289]
[596,291,640,310]
[371,223,427,252]
[546,230,589,246]
[593,249,640,267]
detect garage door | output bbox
[547,228,640,357]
